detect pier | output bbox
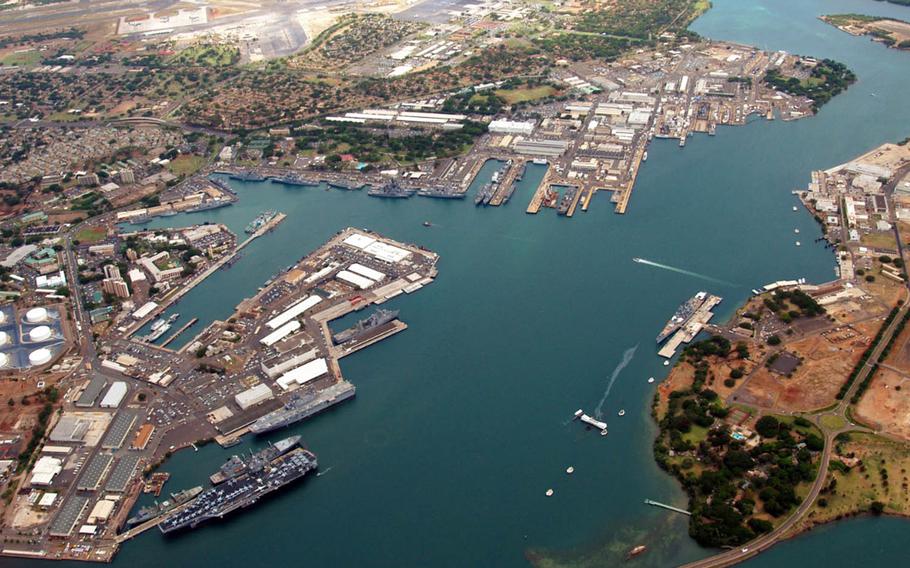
[615,144,646,214]
[644,499,691,516]
[160,317,199,348]
[489,161,524,206]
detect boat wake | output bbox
[632,257,735,286]
[317,467,333,477]
[594,345,638,419]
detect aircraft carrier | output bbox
[209,435,302,485]
[159,446,317,534]
[332,308,399,344]
[249,382,356,435]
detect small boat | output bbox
[663,361,670,366]
[628,545,647,558]
[794,228,800,234]
[422,221,432,227]
[566,466,574,475]
[792,206,798,211]
[618,409,626,417]
[545,489,554,497]
[647,377,655,384]
[600,429,608,436]
[796,241,801,246]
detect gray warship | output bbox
[332,308,399,345]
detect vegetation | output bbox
[837,306,900,400]
[763,59,856,112]
[851,307,910,403]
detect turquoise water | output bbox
[11,0,910,566]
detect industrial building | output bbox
[99,381,128,408]
[235,383,274,410]
[489,119,535,136]
[276,358,329,391]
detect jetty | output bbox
[644,499,691,516]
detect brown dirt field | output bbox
[855,368,910,439]
[884,316,910,372]
[737,331,869,412]
[859,268,905,307]
[656,363,694,420]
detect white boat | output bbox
[792,206,798,211]
[794,228,800,234]
[647,377,655,384]
[796,241,801,246]
[545,489,554,497]
[618,409,626,417]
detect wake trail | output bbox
[633,257,736,287]
[594,345,638,419]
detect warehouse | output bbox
[99,382,127,408]
[336,270,374,290]
[348,263,386,282]
[260,320,301,347]
[30,456,63,486]
[265,295,322,330]
[512,139,569,157]
[235,383,274,410]
[87,499,116,524]
[76,375,108,407]
[489,119,535,136]
[363,241,411,263]
[132,301,158,320]
[276,358,329,391]
[261,348,317,379]
[49,416,90,443]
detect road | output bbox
[679,292,910,568]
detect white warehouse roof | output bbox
[276,358,329,391]
[343,233,377,250]
[235,383,274,410]
[336,270,374,290]
[260,320,301,347]
[99,381,127,408]
[266,295,322,330]
[132,301,158,320]
[348,263,386,282]
[363,241,410,263]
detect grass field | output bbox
[797,433,910,531]
[0,50,42,67]
[170,45,238,67]
[167,155,206,177]
[494,85,556,104]
[74,227,107,244]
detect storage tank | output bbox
[28,348,52,366]
[29,325,52,342]
[26,307,48,323]
[0,311,6,324]
[0,353,8,367]
[0,331,8,346]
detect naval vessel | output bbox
[332,308,399,344]
[270,174,319,187]
[367,180,416,198]
[126,486,203,527]
[159,447,317,534]
[556,186,579,215]
[209,435,302,485]
[229,171,267,182]
[656,291,708,343]
[249,382,356,435]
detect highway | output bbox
[679,292,910,568]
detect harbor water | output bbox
[10,0,910,566]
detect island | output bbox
[821,14,910,51]
[654,139,910,563]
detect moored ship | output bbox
[367,180,416,198]
[332,308,399,344]
[249,382,356,435]
[126,486,203,527]
[209,435,302,485]
[159,446,317,534]
[656,291,708,343]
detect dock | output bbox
[160,317,198,348]
[489,161,523,206]
[658,294,723,358]
[644,498,691,516]
[115,498,199,543]
[615,144,646,214]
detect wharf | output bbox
[460,158,487,193]
[527,169,566,214]
[160,318,198,348]
[489,161,523,206]
[615,144,646,214]
[126,213,286,340]
[336,320,408,359]
[658,295,723,358]
[115,498,198,544]
[565,185,585,217]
